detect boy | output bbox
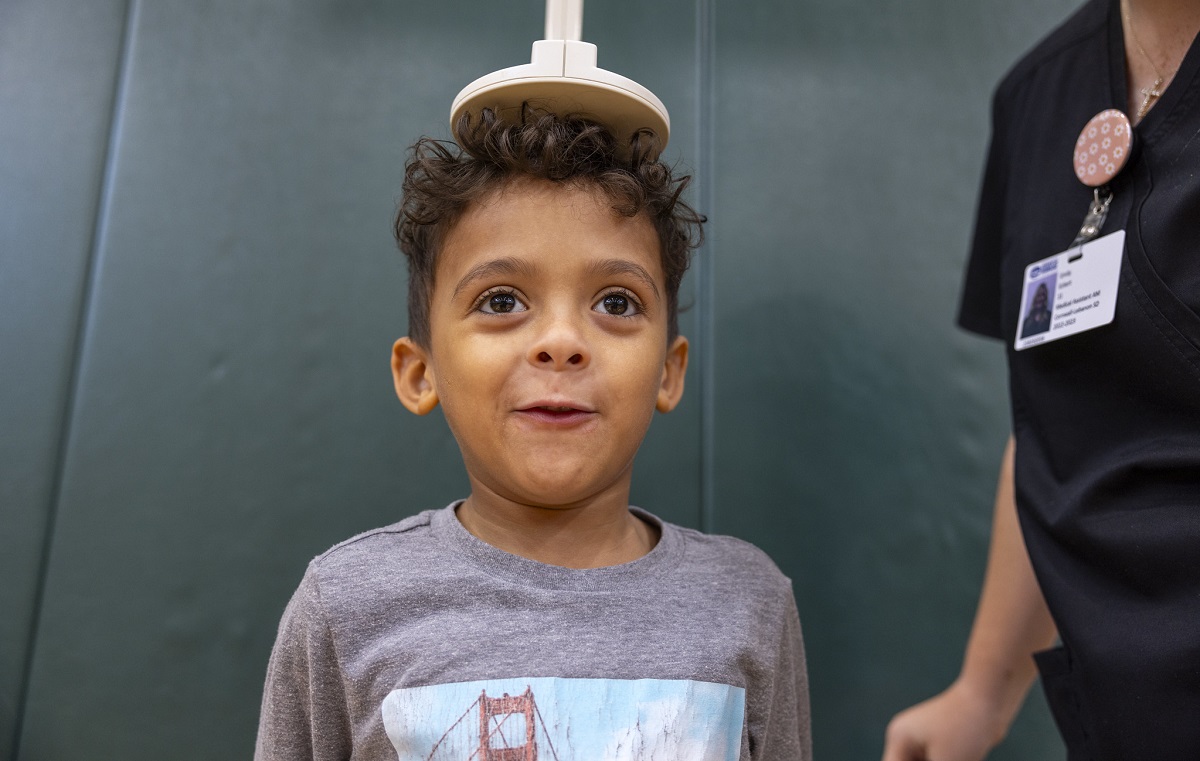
[256,109,811,760]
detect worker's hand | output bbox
[881,680,1009,761]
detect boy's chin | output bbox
[503,482,610,510]
[487,469,630,510]
[464,449,636,509]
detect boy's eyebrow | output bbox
[586,259,661,300]
[452,257,661,300]
[452,257,537,299]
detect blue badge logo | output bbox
[1030,260,1057,279]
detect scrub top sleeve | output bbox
[957,88,1010,341]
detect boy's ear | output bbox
[656,335,689,413]
[391,337,439,415]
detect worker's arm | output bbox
[882,436,1059,761]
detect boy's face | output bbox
[392,177,687,508]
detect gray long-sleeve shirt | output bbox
[256,504,811,760]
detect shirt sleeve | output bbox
[255,569,353,761]
[751,587,812,761]
[957,86,1010,340]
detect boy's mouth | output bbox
[515,402,596,425]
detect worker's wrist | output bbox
[948,666,1033,742]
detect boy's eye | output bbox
[593,291,641,317]
[477,290,527,314]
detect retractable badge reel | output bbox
[1014,110,1133,350]
[1071,109,1132,244]
[449,0,670,150]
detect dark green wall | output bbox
[1,0,1077,758]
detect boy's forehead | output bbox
[436,176,662,278]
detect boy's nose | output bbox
[536,349,584,366]
[528,316,590,370]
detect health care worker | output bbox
[883,0,1200,759]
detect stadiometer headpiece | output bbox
[449,0,671,149]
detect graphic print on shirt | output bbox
[381,676,745,761]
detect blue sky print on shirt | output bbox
[381,676,745,760]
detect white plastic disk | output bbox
[450,40,670,148]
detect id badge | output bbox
[1014,230,1124,351]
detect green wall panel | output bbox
[0,1,129,756]
[709,0,1078,758]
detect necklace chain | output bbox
[1124,0,1176,120]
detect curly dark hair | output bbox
[394,107,705,347]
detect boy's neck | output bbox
[456,486,659,569]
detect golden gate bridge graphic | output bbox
[425,686,562,761]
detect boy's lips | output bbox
[514,401,597,425]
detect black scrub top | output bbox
[957,0,1200,758]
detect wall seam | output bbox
[696,0,716,532]
[10,0,139,756]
